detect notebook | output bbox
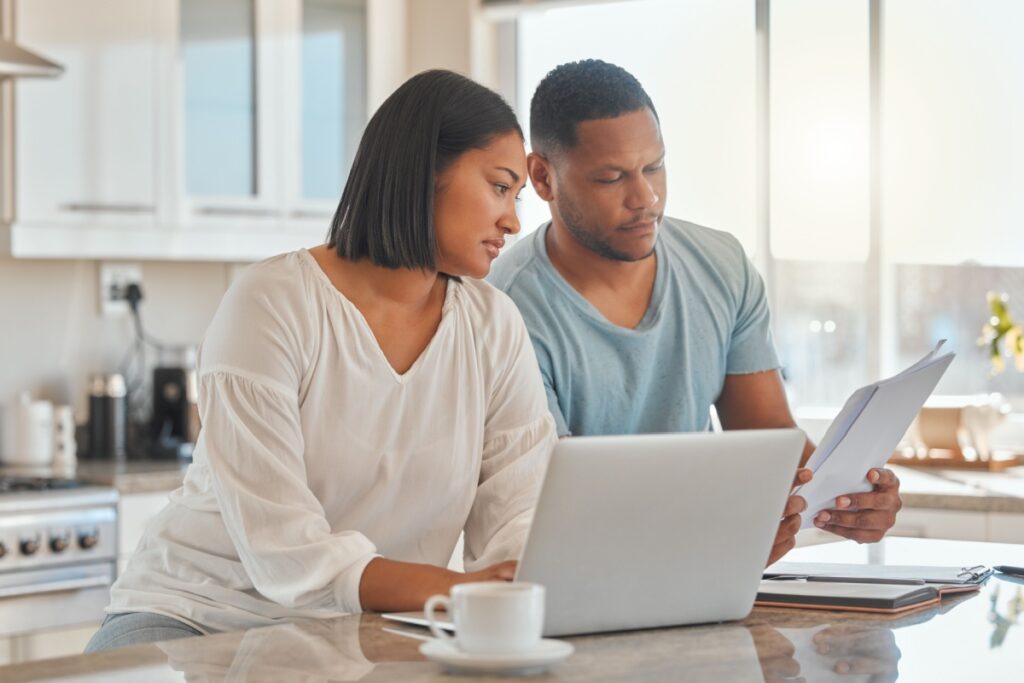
[755,581,953,615]
[757,561,990,614]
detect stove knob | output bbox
[78,531,99,550]
[50,534,71,553]
[20,537,41,556]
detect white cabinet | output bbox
[118,490,170,574]
[14,0,162,229]
[987,512,1024,544]
[9,0,387,262]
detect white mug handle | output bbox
[423,594,456,643]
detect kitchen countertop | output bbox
[890,464,1024,513]
[2,537,1021,682]
[0,459,189,494]
[2,461,1024,509]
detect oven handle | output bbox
[0,574,111,599]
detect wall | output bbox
[0,257,230,428]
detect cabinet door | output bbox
[15,0,160,227]
[177,0,284,232]
[281,0,367,232]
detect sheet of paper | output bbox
[798,350,955,528]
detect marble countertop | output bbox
[2,537,1022,682]
[0,459,189,494]
[890,464,1024,513]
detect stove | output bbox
[0,476,119,638]
[0,476,85,493]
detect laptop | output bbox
[384,429,805,637]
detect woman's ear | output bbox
[527,153,556,202]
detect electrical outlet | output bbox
[99,263,143,316]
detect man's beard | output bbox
[556,192,657,263]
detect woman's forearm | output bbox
[358,557,457,612]
[357,556,518,612]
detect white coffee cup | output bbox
[424,582,545,655]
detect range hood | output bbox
[0,39,61,78]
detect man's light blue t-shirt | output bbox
[487,217,780,437]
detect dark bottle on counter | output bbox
[87,373,127,461]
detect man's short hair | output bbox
[529,59,658,155]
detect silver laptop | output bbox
[384,429,804,637]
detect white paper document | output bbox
[796,341,955,528]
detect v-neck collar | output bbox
[298,249,459,385]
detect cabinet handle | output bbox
[196,206,283,218]
[0,574,110,599]
[60,203,155,214]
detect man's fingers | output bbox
[838,490,902,512]
[816,509,895,531]
[866,467,899,490]
[819,524,886,544]
[767,536,797,566]
[776,513,802,541]
[783,494,807,518]
[791,468,813,490]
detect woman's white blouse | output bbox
[108,250,557,633]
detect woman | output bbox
[86,70,556,651]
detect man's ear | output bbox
[527,152,556,202]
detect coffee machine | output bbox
[151,347,199,459]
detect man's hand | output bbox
[767,468,812,567]
[814,468,902,543]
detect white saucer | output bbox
[419,638,574,676]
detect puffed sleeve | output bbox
[462,304,557,571]
[194,264,378,613]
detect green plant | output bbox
[979,291,1024,374]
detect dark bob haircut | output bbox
[327,69,522,270]
[530,59,658,156]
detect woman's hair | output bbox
[327,70,522,270]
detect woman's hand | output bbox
[457,560,517,585]
[358,558,517,613]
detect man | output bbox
[489,60,901,565]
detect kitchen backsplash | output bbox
[0,257,233,420]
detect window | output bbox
[181,0,257,197]
[515,0,757,252]
[513,0,1024,410]
[884,0,1024,398]
[301,0,366,201]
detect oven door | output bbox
[0,562,114,638]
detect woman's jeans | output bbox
[84,612,203,653]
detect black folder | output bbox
[755,580,946,614]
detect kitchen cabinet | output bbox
[117,490,170,574]
[987,512,1024,544]
[14,0,162,230]
[10,0,381,261]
